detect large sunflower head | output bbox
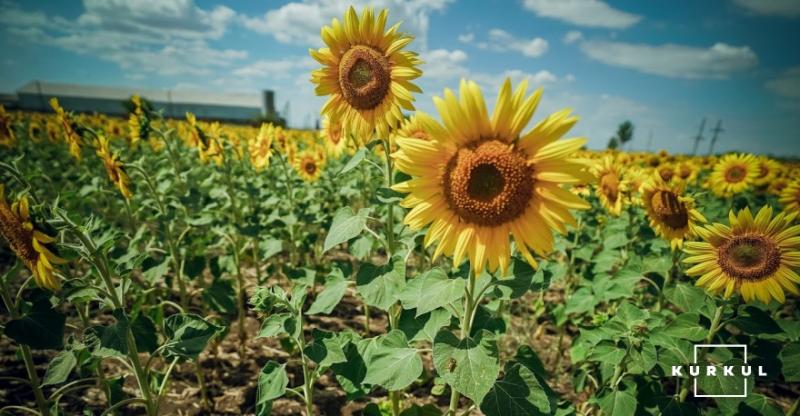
[709,153,758,197]
[642,177,705,250]
[392,79,591,275]
[684,206,800,304]
[779,179,800,216]
[0,185,66,291]
[294,149,326,182]
[591,156,627,216]
[310,6,422,141]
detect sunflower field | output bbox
[1,6,800,416]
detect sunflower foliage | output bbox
[1,5,800,416]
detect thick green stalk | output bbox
[448,273,479,416]
[678,304,724,402]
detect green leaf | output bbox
[87,309,129,358]
[480,363,554,416]
[398,268,464,316]
[338,147,367,176]
[163,314,221,360]
[5,292,65,349]
[142,258,171,284]
[256,313,298,339]
[597,389,637,416]
[256,361,288,410]
[604,232,628,249]
[657,313,706,341]
[490,258,536,300]
[323,207,368,252]
[356,257,405,311]
[363,330,423,391]
[305,329,348,369]
[664,283,706,312]
[730,306,782,335]
[42,350,77,386]
[307,269,348,315]
[260,238,284,260]
[433,329,500,404]
[398,308,453,343]
[331,335,378,399]
[779,342,800,382]
[696,358,752,398]
[564,287,598,316]
[202,279,237,315]
[130,314,158,353]
[514,345,547,380]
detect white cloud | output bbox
[473,29,549,58]
[0,1,245,77]
[563,30,583,44]
[522,0,641,29]
[420,49,469,80]
[240,0,453,48]
[580,40,758,79]
[766,66,800,98]
[458,33,474,43]
[233,57,316,79]
[733,0,800,17]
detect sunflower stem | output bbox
[448,272,479,415]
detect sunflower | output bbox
[0,105,17,147]
[392,79,590,275]
[249,123,273,171]
[592,156,627,216]
[674,161,698,185]
[779,180,800,216]
[310,6,422,141]
[709,153,757,197]
[656,164,676,183]
[294,149,326,182]
[95,135,133,199]
[0,185,66,291]
[753,157,781,187]
[320,116,348,159]
[50,98,82,161]
[28,121,43,143]
[684,206,800,304]
[641,177,705,250]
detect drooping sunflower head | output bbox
[642,177,705,250]
[294,149,326,182]
[709,153,758,197]
[321,116,349,159]
[684,206,800,304]
[392,79,591,275]
[310,6,422,141]
[779,179,800,216]
[249,123,273,171]
[95,136,133,199]
[591,156,627,216]
[0,185,66,291]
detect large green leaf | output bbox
[163,314,221,360]
[331,335,378,399]
[202,279,237,315]
[87,309,130,358]
[779,342,800,382]
[433,329,500,404]
[597,389,637,416]
[363,330,423,391]
[356,257,405,310]
[664,283,706,312]
[307,269,348,315]
[656,313,706,342]
[130,314,158,353]
[323,207,369,252]
[304,329,348,369]
[480,363,554,416]
[398,308,453,343]
[5,292,66,350]
[398,268,464,316]
[338,147,367,176]
[256,361,288,411]
[490,258,536,300]
[42,350,77,386]
[256,313,298,339]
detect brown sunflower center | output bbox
[649,190,688,229]
[600,172,620,203]
[659,167,674,182]
[758,164,768,178]
[724,165,746,183]
[443,140,534,226]
[0,205,37,266]
[338,45,391,110]
[678,166,692,179]
[718,235,781,281]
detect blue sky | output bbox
[1,0,799,155]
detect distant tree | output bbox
[607,137,619,149]
[613,120,634,149]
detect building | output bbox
[6,81,283,125]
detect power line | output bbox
[691,118,706,156]
[708,119,723,155]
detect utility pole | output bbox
[691,118,706,156]
[646,130,653,152]
[708,119,723,155]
